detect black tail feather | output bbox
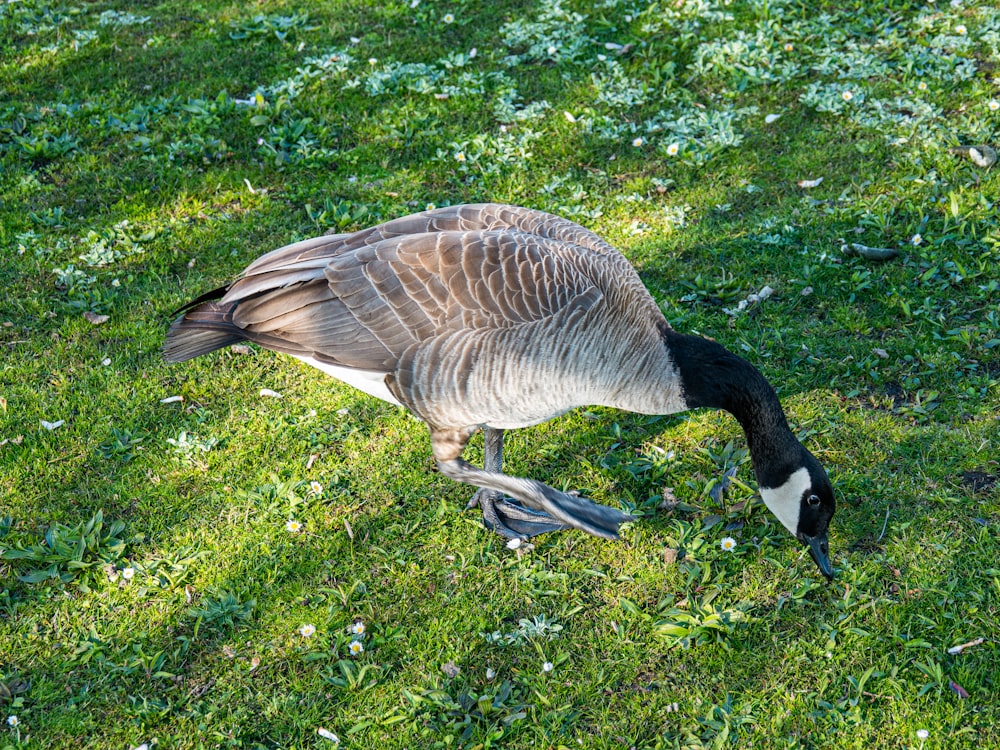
[163,300,246,362]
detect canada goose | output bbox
[164,203,835,579]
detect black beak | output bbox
[802,532,834,581]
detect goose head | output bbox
[758,446,836,580]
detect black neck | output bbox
[666,329,800,487]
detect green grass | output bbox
[2,0,999,748]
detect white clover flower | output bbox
[632,137,643,147]
[989,100,1000,112]
[286,519,303,533]
[841,90,854,102]
[443,13,454,23]
[349,639,364,655]
[309,481,323,494]
[666,142,679,156]
[6,715,18,727]
[720,537,737,552]
[911,233,922,246]
[542,661,554,672]
[917,729,929,740]
[122,566,135,580]
[299,624,316,637]
[350,621,365,635]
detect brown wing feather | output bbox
[168,204,654,374]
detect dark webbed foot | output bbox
[467,488,571,539]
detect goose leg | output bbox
[433,428,633,541]
[467,428,571,538]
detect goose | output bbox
[164,203,835,579]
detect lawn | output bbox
[1,0,998,748]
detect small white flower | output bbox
[917,729,929,740]
[955,24,967,35]
[349,639,364,655]
[841,90,854,102]
[783,42,793,52]
[425,203,436,211]
[7,715,18,727]
[917,81,928,91]
[286,519,303,533]
[309,481,323,494]
[257,137,264,146]
[632,137,643,147]
[469,47,477,58]
[102,358,112,366]
[720,537,737,552]
[368,57,378,65]
[122,566,135,580]
[350,621,365,635]
[542,661,554,672]
[299,624,316,637]
[317,727,340,743]
[989,100,1000,112]
[111,278,121,287]
[911,233,922,246]
[443,13,454,23]
[455,151,466,162]
[547,45,557,56]
[666,142,679,156]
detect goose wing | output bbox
[221,225,610,374]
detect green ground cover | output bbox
[1,0,998,747]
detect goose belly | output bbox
[293,356,402,406]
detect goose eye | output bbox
[807,494,821,507]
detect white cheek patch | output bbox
[760,466,810,536]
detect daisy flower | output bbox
[443,13,454,23]
[286,519,303,533]
[955,25,967,35]
[6,716,18,727]
[917,81,928,91]
[665,142,679,156]
[299,623,316,637]
[841,90,854,102]
[911,233,922,246]
[632,137,644,147]
[348,639,364,656]
[309,481,323,494]
[455,151,466,162]
[350,621,366,635]
[989,100,1000,112]
[121,566,136,580]
[720,537,737,552]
